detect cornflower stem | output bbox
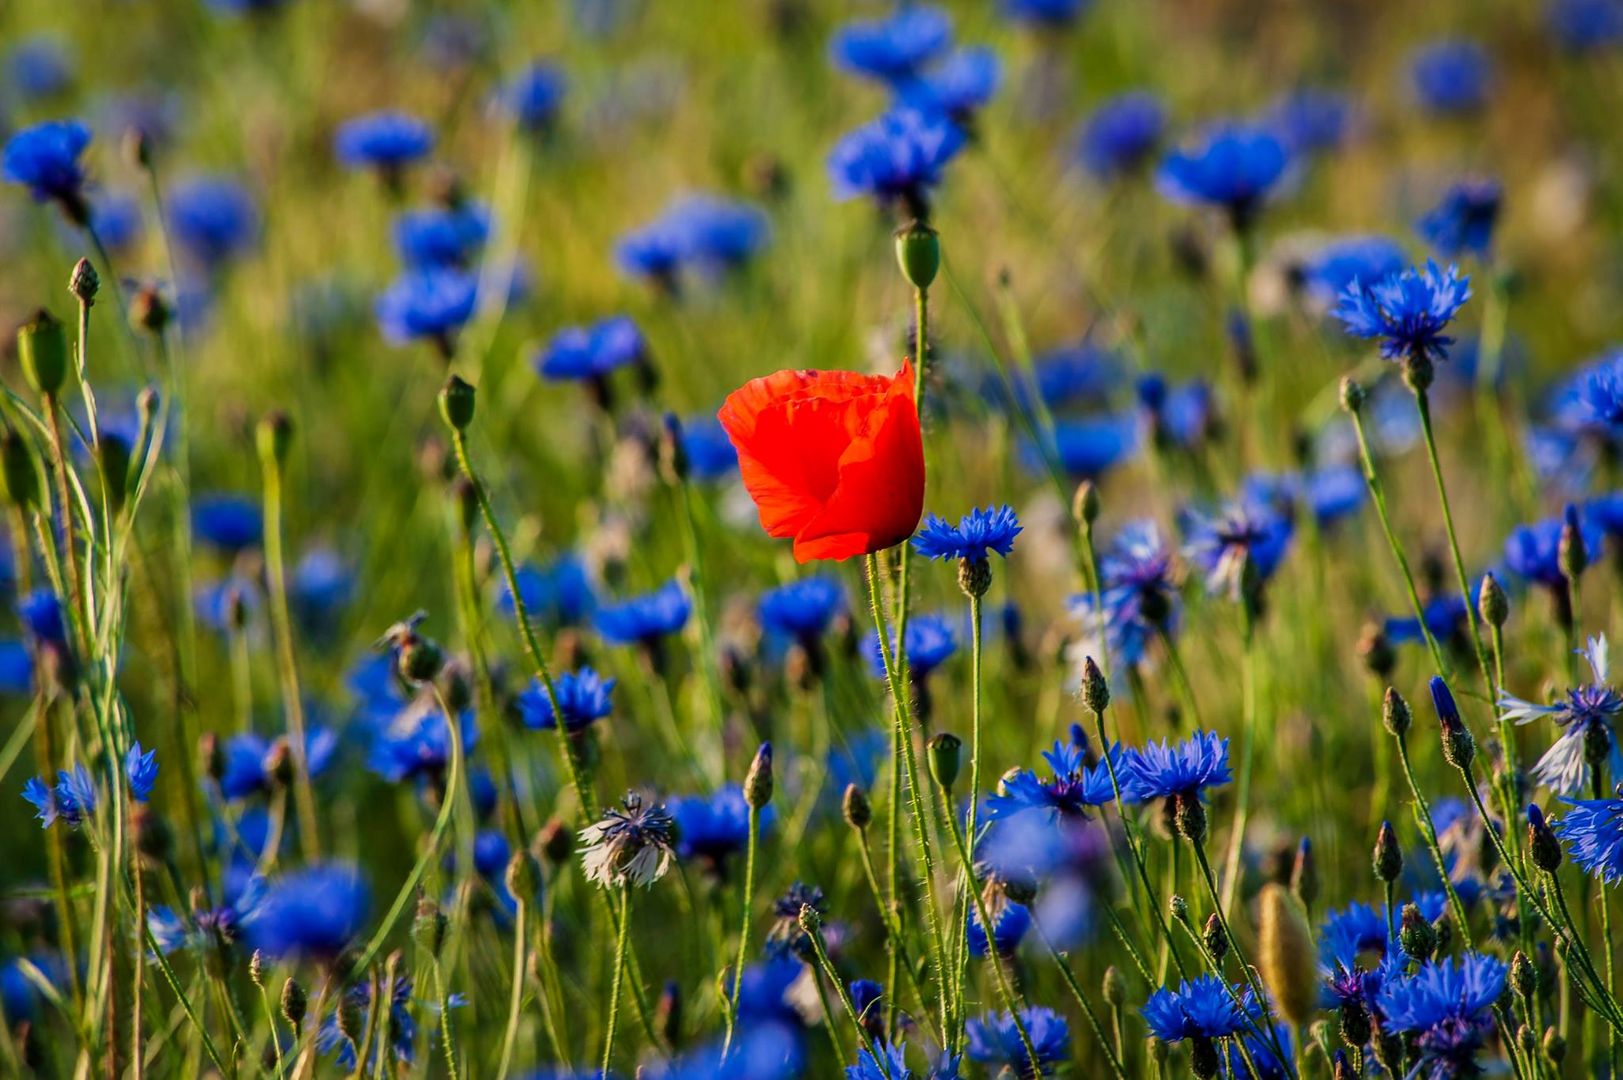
[937,784,1041,1069]
[1190,836,1295,1074]
[1547,872,1623,1031]
[721,804,760,1055]
[1089,705,1188,980]
[255,974,286,1079]
[496,894,528,1080]
[966,592,985,889]
[675,479,726,744]
[446,425,596,822]
[1412,387,1496,700]
[349,971,383,1080]
[260,440,322,863]
[1347,405,1453,679]
[144,925,227,1077]
[130,839,145,1080]
[1031,916,1130,1080]
[1595,768,1620,1077]
[853,829,928,1029]
[1393,734,1475,946]
[1220,608,1257,913]
[353,684,464,973]
[42,394,89,659]
[31,692,82,1008]
[803,913,889,1076]
[863,551,950,1032]
[1159,629,1205,731]
[601,882,632,1078]
[432,954,464,1080]
[808,955,852,1068]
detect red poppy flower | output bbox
[719,363,925,562]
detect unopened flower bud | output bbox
[843,783,871,831]
[1399,903,1436,961]
[1479,572,1508,629]
[894,222,940,289]
[1082,656,1109,715]
[69,258,99,306]
[538,818,573,866]
[1102,966,1124,1007]
[280,977,307,1031]
[505,850,542,904]
[1374,820,1403,883]
[1338,376,1365,414]
[0,429,41,510]
[1073,480,1100,527]
[744,742,774,809]
[257,410,293,468]
[1429,676,1474,771]
[1559,504,1587,584]
[1527,804,1562,872]
[17,309,70,396]
[1291,837,1318,909]
[1169,894,1190,926]
[438,375,476,431]
[1203,912,1227,963]
[927,732,962,792]
[1357,622,1395,680]
[1383,687,1411,738]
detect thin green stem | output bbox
[722,804,760,1055]
[601,883,632,1078]
[496,896,527,1080]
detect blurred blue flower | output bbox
[594,579,691,646]
[1073,92,1164,180]
[912,504,1021,563]
[19,589,68,648]
[682,416,740,480]
[1156,122,1290,226]
[335,111,434,172]
[1549,0,1623,50]
[220,728,339,800]
[1243,465,1365,529]
[1411,40,1493,115]
[829,108,966,213]
[1001,0,1089,27]
[617,195,769,282]
[831,6,953,84]
[536,315,645,381]
[7,38,73,101]
[375,268,477,347]
[967,900,1030,958]
[1554,792,1623,882]
[966,1006,1069,1076]
[498,554,597,626]
[669,784,771,874]
[1072,520,1180,666]
[1045,414,1139,477]
[1300,235,1407,305]
[504,62,567,133]
[1332,261,1471,364]
[1181,498,1293,599]
[167,176,258,272]
[864,612,957,678]
[758,577,844,642]
[291,548,354,630]
[1503,508,1602,587]
[0,641,31,695]
[394,203,490,269]
[88,191,144,254]
[126,742,158,802]
[1267,87,1353,153]
[516,667,615,733]
[192,494,262,552]
[896,48,1001,124]
[1417,179,1501,260]
[3,119,91,210]
[317,975,445,1070]
[365,698,478,783]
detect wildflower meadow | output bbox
[8,0,1623,1077]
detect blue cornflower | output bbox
[1500,635,1623,794]
[984,740,1123,822]
[912,505,1021,564]
[581,792,677,889]
[503,62,566,133]
[1122,730,1232,802]
[1333,261,1471,364]
[1318,900,1392,971]
[535,315,645,382]
[375,268,477,349]
[192,493,263,552]
[614,216,686,283]
[167,176,258,272]
[498,554,597,626]
[23,763,96,828]
[758,577,844,642]
[669,785,770,875]
[1243,466,1365,529]
[125,742,158,802]
[473,829,511,882]
[394,203,490,269]
[828,108,966,216]
[1072,520,1180,666]
[1156,123,1291,226]
[3,119,91,217]
[965,1006,1069,1076]
[365,698,479,783]
[1045,415,1139,477]
[88,191,144,254]
[246,863,369,960]
[291,548,354,630]
[1001,0,1089,27]
[896,47,1001,125]
[516,668,616,733]
[19,589,68,648]
[594,579,691,646]
[0,641,31,695]
[661,194,771,271]
[1377,953,1506,1078]
[1418,179,1501,260]
[864,612,957,678]
[1181,498,1294,600]
[1267,87,1353,154]
[997,341,1120,412]
[219,728,339,800]
[848,1041,960,1080]
[316,975,439,1069]
[1299,235,1407,305]
[967,900,1031,958]
[1554,793,1623,882]
[1141,974,1255,1041]
[831,6,952,84]
[1411,40,1493,115]
[1503,508,1602,587]
[148,874,267,957]
[7,38,73,101]
[1073,92,1164,180]
[681,416,740,481]
[1561,350,1623,435]
[334,111,434,174]
[1387,594,1471,651]
[1549,0,1623,51]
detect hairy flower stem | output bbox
[496,894,528,1080]
[1035,920,1131,1080]
[1413,389,1495,701]
[1394,734,1474,946]
[1220,609,1257,913]
[260,434,322,863]
[42,395,89,659]
[1596,771,1620,1076]
[446,426,596,822]
[1346,406,1452,679]
[432,954,463,1080]
[721,804,759,1056]
[804,913,890,1075]
[675,479,726,748]
[853,830,928,1025]
[601,883,632,1078]
[864,551,950,1033]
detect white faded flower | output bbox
[580,792,675,889]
